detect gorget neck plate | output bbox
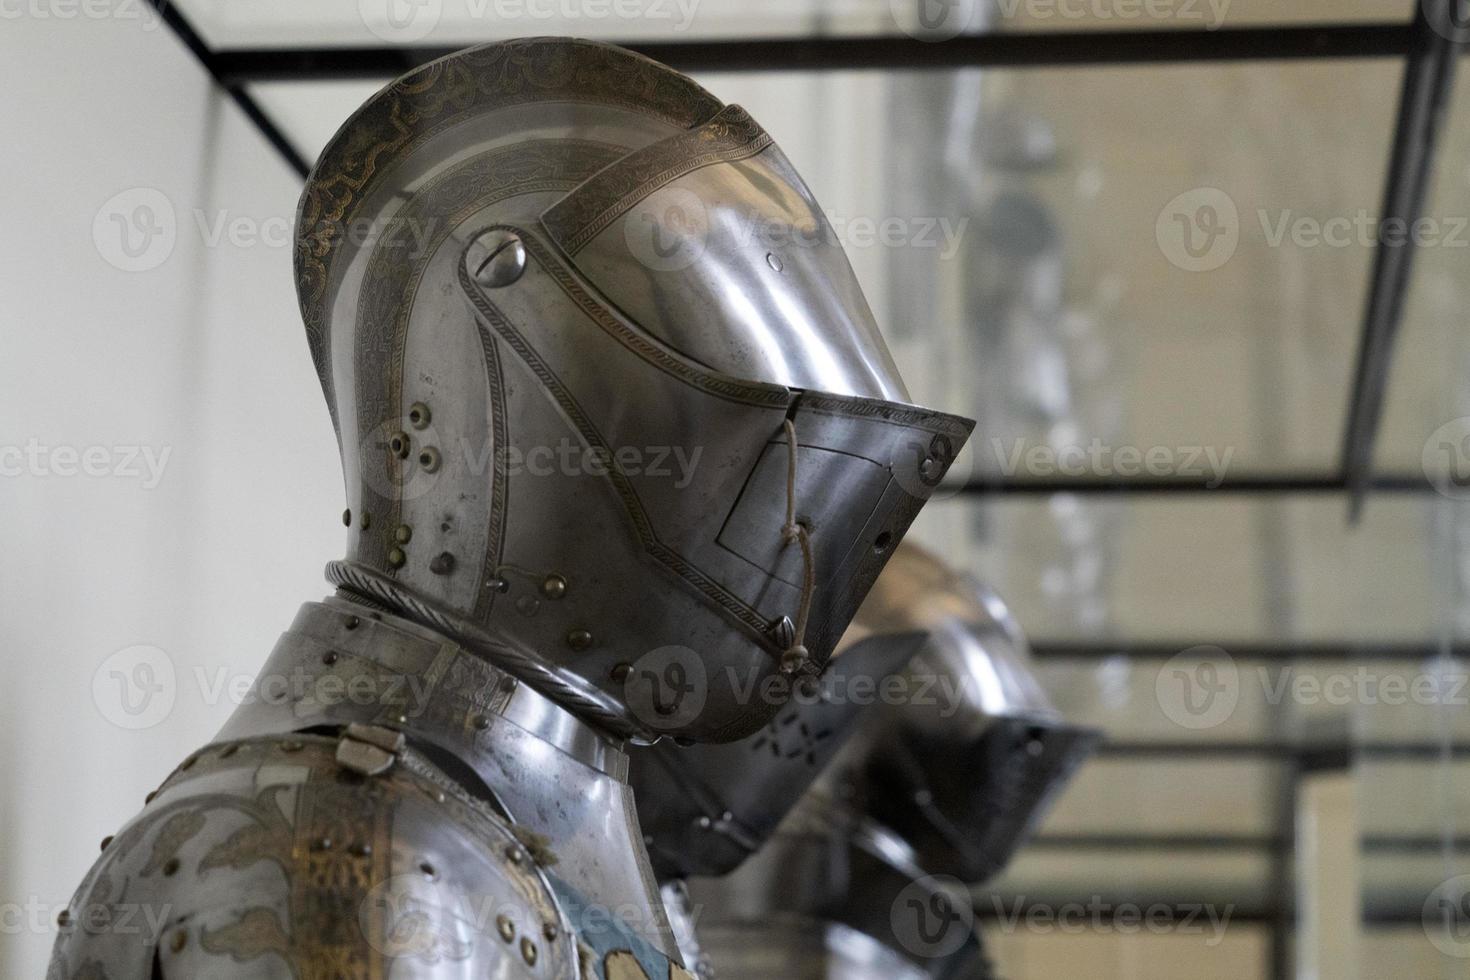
[218,597,674,957]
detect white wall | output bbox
[0,11,341,976]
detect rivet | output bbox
[485,577,510,593]
[566,629,593,652]
[342,509,352,527]
[311,837,333,852]
[429,552,456,576]
[506,845,525,865]
[100,836,114,851]
[543,922,559,942]
[408,402,432,430]
[393,712,409,726]
[418,446,441,473]
[433,790,447,804]
[497,914,516,942]
[387,547,406,569]
[345,615,361,630]
[697,816,712,830]
[361,512,373,530]
[521,937,538,965]
[466,229,527,288]
[610,663,633,682]
[541,575,567,600]
[388,432,410,460]
[348,842,372,857]
[57,909,71,927]
[419,861,436,879]
[394,524,413,545]
[323,651,339,666]
[766,251,784,273]
[170,930,187,953]
[162,857,180,876]
[472,714,490,732]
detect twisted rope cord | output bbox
[779,418,816,674]
[324,559,645,740]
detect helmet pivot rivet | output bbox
[466,229,527,288]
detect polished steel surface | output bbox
[296,35,972,744]
[50,734,576,979]
[220,598,674,955]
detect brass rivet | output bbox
[170,930,187,953]
[387,547,406,569]
[566,629,593,652]
[541,575,567,600]
[506,845,525,865]
[345,616,361,630]
[56,909,71,927]
[342,508,352,527]
[348,842,372,857]
[472,714,490,732]
[542,922,559,942]
[610,663,633,682]
[323,651,339,666]
[418,446,441,473]
[311,837,332,852]
[497,915,516,942]
[388,432,410,459]
[521,937,538,965]
[394,524,413,545]
[163,857,180,876]
[429,552,456,576]
[408,402,432,430]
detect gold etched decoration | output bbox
[198,785,294,876]
[139,809,206,877]
[200,907,292,966]
[296,37,724,434]
[604,949,655,980]
[542,104,775,256]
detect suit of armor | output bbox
[50,37,972,979]
[634,544,1097,978]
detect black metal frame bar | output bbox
[1341,1,1462,519]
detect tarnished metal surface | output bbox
[50,734,575,979]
